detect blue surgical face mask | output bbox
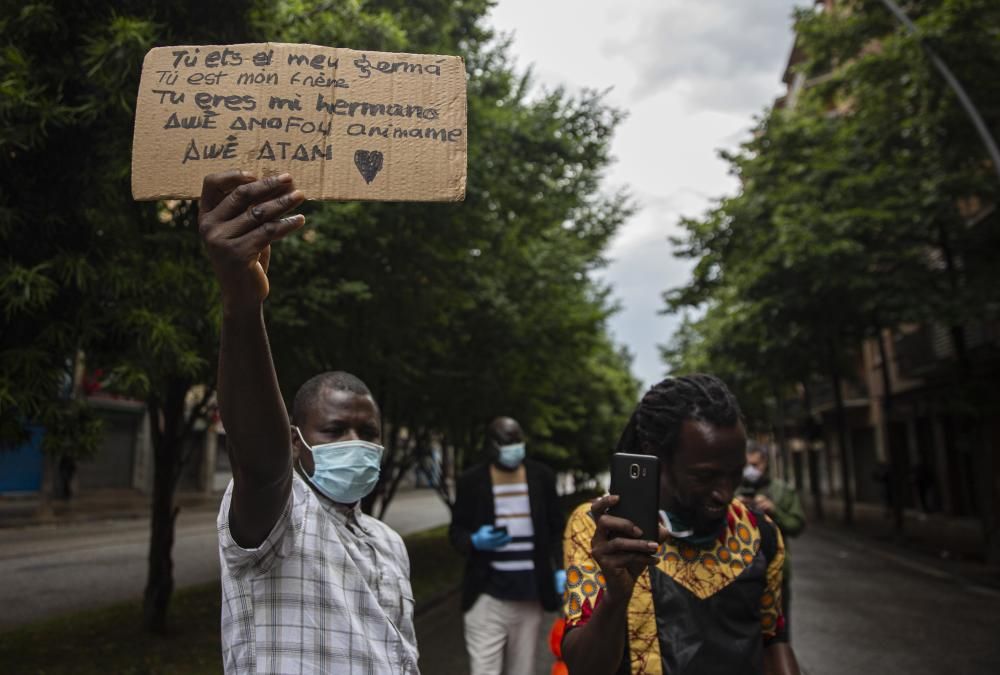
[497,442,525,469]
[293,426,383,504]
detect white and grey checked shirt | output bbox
[217,474,419,674]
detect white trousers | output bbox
[463,592,544,675]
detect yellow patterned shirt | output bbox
[562,499,786,675]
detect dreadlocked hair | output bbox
[615,374,742,462]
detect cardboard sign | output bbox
[131,43,467,202]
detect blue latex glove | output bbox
[554,569,567,595]
[470,525,512,551]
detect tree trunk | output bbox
[364,437,393,516]
[143,452,178,633]
[414,427,451,509]
[377,426,419,520]
[936,223,995,559]
[801,382,825,522]
[142,399,177,633]
[364,390,396,516]
[937,222,972,377]
[876,329,906,536]
[772,382,791,483]
[828,340,854,526]
[142,379,197,633]
[985,419,1000,564]
[441,432,454,506]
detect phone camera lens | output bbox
[630,463,639,478]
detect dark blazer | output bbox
[449,458,565,612]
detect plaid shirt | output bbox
[218,474,419,674]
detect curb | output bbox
[807,524,1000,595]
[0,509,150,531]
[0,498,221,532]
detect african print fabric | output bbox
[562,499,786,675]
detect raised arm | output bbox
[198,171,305,548]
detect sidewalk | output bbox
[802,497,1000,590]
[0,489,220,530]
[0,483,452,531]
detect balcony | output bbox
[894,321,1000,381]
[807,377,869,414]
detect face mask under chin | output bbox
[663,497,728,546]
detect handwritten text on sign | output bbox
[131,43,467,202]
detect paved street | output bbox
[793,529,1000,674]
[0,488,450,630]
[4,491,1000,674]
[417,528,1000,674]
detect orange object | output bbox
[549,616,568,674]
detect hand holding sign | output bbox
[198,171,305,311]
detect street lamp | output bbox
[877,0,1000,186]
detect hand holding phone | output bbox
[588,493,662,603]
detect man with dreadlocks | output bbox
[560,374,800,675]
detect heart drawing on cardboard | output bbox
[354,150,384,185]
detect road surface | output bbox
[415,528,1000,674]
[0,488,450,630]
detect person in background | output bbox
[740,442,806,636]
[449,416,566,675]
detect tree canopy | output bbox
[1,0,639,627]
[664,0,1000,427]
[2,0,638,469]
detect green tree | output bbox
[664,0,1000,537]
[262,12,637,514]
[2,0,639,632]
[1,0,261,631]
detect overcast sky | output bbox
[488,0,811,389]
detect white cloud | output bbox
[604,0,806,113]
[596,190,702,387]
[488,0,805,388]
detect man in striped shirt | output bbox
[450,417,566,675]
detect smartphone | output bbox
[608,452,660,542]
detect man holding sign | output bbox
[200,170,419,674]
